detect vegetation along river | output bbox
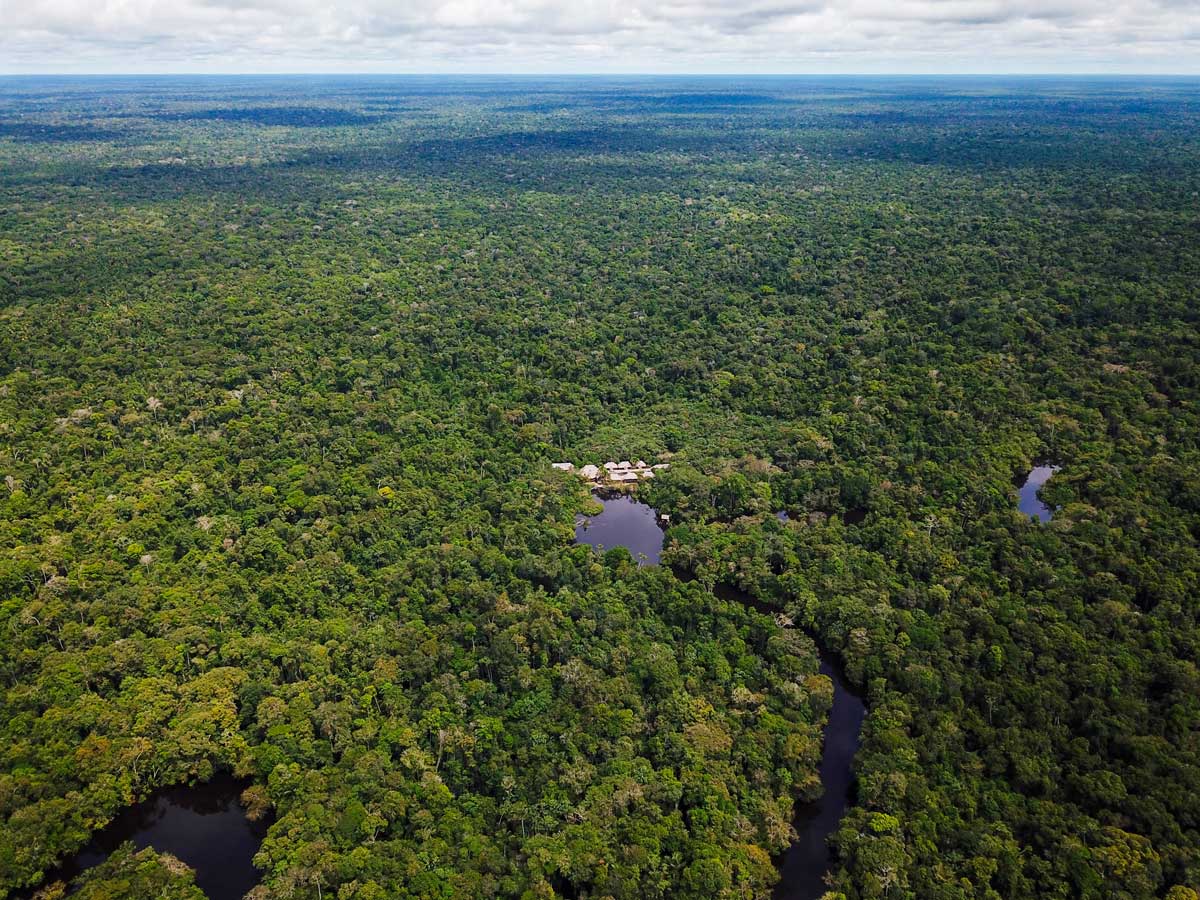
[575,493,866,899]
[574,493,666,564]
[31,775,267,899]
[1017,464,1061,522]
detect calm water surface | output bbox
[576,497,866,899]
[714,583,866,900]
[36,775,267,899]
[774,649,866,899]
[574,494,665,564]
[1018,465,1060,522]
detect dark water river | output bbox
[578,494,866,899]
[42,494,858,900]
[772,640,865,899]
[1018,464,1060,522]
[33,774,267,899]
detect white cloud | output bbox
[1,0,1197,72]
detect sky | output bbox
[1,0,1197,75]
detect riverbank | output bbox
[23,774,268,900]
[714,584,866,900]
[575,494,867,899]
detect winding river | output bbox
[41,494,859,900]
[576,494,866,899]
[772,629,865,898]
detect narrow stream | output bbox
[714,583,866,900]
[577,494,866,899]
[773,645,865,899]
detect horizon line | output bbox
[4,71,1200,78]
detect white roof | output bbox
[579,464,600,478]
[617,460,632,468]
[552,462,574,471]
[604,462,618,470]
[611,471,639,482]
[636,460,647,468]
[640,470,655,478]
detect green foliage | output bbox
[71,845,205,900]
[2,75,1199,900]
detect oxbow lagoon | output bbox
[31,775,267,899]
[1018,465,1061,522]
[575,495,865,899]
[574,493,666,564]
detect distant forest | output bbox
[1,75,1198,900]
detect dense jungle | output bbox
[1,75,1198,900]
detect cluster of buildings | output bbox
[552,459,669,485]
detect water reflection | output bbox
[574,494,665,564]
[1018,465,1060,522]
[713,584,866,900]
[33,775,268,900]
[574,501,867,900]
[775,649,865,900]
